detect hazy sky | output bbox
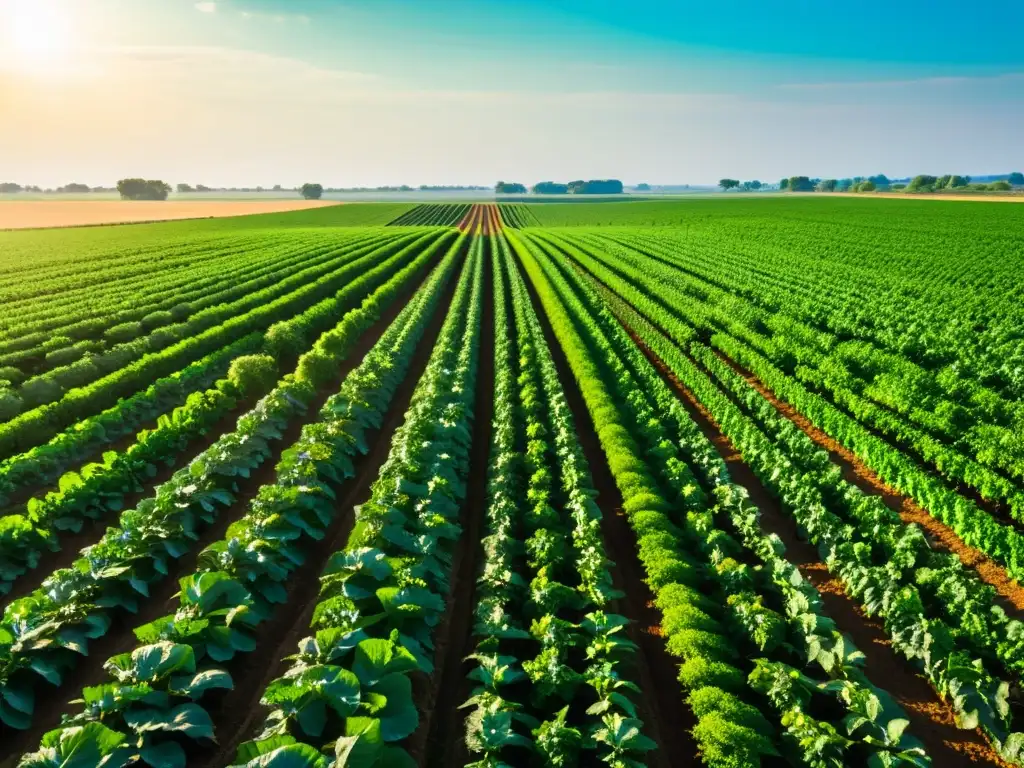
[1,0,1022,187]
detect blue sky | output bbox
[1,0,1021,186]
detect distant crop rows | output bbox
[1,198,1022,768]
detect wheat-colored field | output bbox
[0,200,340,230]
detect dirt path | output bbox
[0,200,340,230]
[512,243,699,768]
[0,260,442,766]
[617,320,1005,767]
[417,239,495,767]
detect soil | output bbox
[0,201,340,231]
[619,319,1007,767]
[510,245,700,768]
[416,241,495,767]
[710,350,1024,616]
[198,252,467,768]
[0,257,442,766]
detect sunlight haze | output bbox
[1,0,1022,187]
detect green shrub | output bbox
[677,658,746,693]
[20,376,64,408]
[147,327,182,351]
[0,366,25,386]
[141,310,173,332]
[45,345,86,368]
[666,629,738,661]
[227,354,278,399]
[687,687,776,737]
[662,604,721,635]
[691,712,779,768]
[655,583,717,615]
[42,335,73,352]
[295,350,336,388]
[0,389,23,421]
[169,303,192,322]
[50,360,100,390]
[104,321,143,344]
[265,322,305,359]
[630,510,679,537]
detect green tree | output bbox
[787,176,814,192]
[779,178,789,190]
[907,175,938,192]
[300,183,323,200]
[116,178,171,200]
[495,181,527,193]
[817,179,838,192]
[718,178,741,191]
[989,180,1012,191]
[176,183,194,193]
[1008,172,1024,186]
[857,180,877,192]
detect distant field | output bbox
[0,199,342,230]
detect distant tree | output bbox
[176,183,195,193]
[0,183,24,193]
[117,178,171,201]
[868,174,891,188]
[58,183,91,193]
[196,184,213,192]
[567,179,623,194]
[817,179,838,192]
[532,181,569,194]
[718,178,741,191]
[946,175,970,189]
[1007,172,1023,186]
[779,178,789,190]
[907,175,939,192]
[272,184,282,191]
[495,181,528,194]
[635,183,651,191]
[989,180,1012,191]
[748,180,762,190]
[300,183,324,200]
[24,185,42,193]
[837,178,854,192]
[787,176,814,192]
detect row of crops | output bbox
[1,197,1023,767]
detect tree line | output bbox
[720,172,1023,193]
[496,179,625,194]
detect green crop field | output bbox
[0,196,1023,768]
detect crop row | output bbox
[1,230,464,748]
[387,203,472,227]
[0,232,411,423]
[511,228,941,766]
[458,233,654,765]
[533,230,1024,763]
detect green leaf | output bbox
[141,740,187,768]
[170,669,234,699]
[368,674,418,742]
[124,702,215,740]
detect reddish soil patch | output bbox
[619,322,1006,767]
[0,200,340,231]
[512,245,699,768]
[417,240,495,767]
[711,350,1024,616]
[0,259,445,766]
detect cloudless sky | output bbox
[1,0,1021,187]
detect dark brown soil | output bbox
[711,349,1024,617]
[199,254,466,768]
[416,241,495,767]
[621,320,1006,767]
[0,259,445,767]
[511,245,700,768]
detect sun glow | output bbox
[0,0,74,74]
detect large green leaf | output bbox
[124,702,215,740]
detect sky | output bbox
[0,0,1022,187]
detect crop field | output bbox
[1,196,1023,768]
